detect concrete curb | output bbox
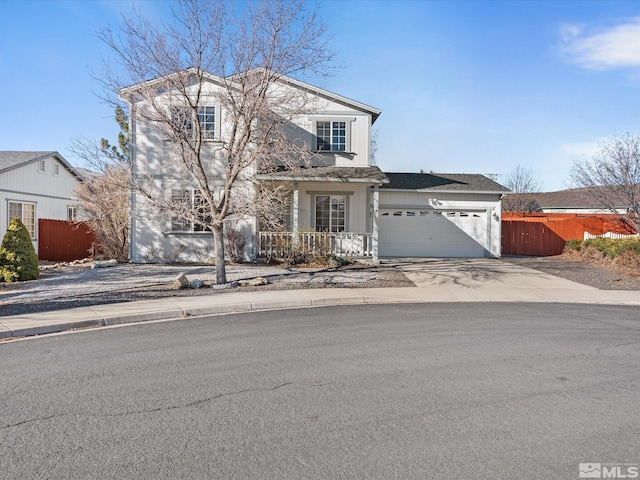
[2,286,640,340]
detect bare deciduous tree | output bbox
[97,0,334,283]
[70,106,130,260]
[570,133,640,233]
[502,165,543,212]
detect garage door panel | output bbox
[379,209,487,258]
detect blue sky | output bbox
[2,0,640,191]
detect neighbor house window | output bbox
[8,201,36,238]
[67,206,77,221]
[37,160,45,173]
[316,121,346,151]
[315,195,345,232]
[170,189,211,232]
[53,164,60,176]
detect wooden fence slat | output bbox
[38,219,95,262]
[501,213,636,256]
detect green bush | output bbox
[565,239,583,251]
[583,237,640,259]
[0,217,39,282]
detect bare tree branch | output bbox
[570,132,640,233]
[97,0,334,283]
[502,165,543,212]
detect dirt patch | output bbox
[501,254,640,290]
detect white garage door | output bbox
[378,208,488,258]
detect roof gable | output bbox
[0,151,82,180]
[118,68,381,123]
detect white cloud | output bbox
[560,18,640,70]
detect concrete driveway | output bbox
[383,257,595,290]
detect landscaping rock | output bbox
[92,259,118,269]
[211,280,239,290]
[238,277,268,286]
[171,272,190,290]
[327,256,347,267]
[190,279,204,289]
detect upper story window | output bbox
[172,106,216,140]
[317,121,346,151]
[53,164,60,176]
[8,201,36,239]
[197,106,215,140]
[37,160,45,173]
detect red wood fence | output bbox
[502,213,635,256]
[38,219,95,262]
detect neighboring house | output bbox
[123,71,508,262]
[0,151,82,253]
[531,188,630,214]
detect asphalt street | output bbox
[1,303,639,479]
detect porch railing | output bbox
[258,231,374,258]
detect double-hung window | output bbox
[8,201,36,239]
[197,106,215,140]
[315,195,346,232]
[172,106,216,140]
[170,189,211,232]
[316,121,346,151]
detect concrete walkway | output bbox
[1,258,639,339]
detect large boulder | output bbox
[171,272,190,290]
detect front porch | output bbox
[258,231,374,259]
[255,166,390,261]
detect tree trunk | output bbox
[212,224,227,284]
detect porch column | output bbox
[372,185,379,261]
[292,182,299,243]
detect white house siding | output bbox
[0,158,79,253]
[127,74,378,263]
[295,183,370,233]
[378,191,503,258]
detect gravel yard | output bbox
[0,262,412,317]
[2,255,638,318]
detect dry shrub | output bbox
[612,251,640,276]
[581,245,605,262]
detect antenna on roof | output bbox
[484,173,500,181]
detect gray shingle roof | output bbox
[381,172,510,193]
[0,151,82,179]
[256,166,389,184]
[0,151,57,173]
[531,187,630,208]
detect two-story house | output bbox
[121,70,507,263]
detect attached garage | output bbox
[378,173,509,258]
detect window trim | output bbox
[169,189,212,234]
[170,105,220,141]
[313,194,348,233]
[310,117,355,153]
[7,200,36,239]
